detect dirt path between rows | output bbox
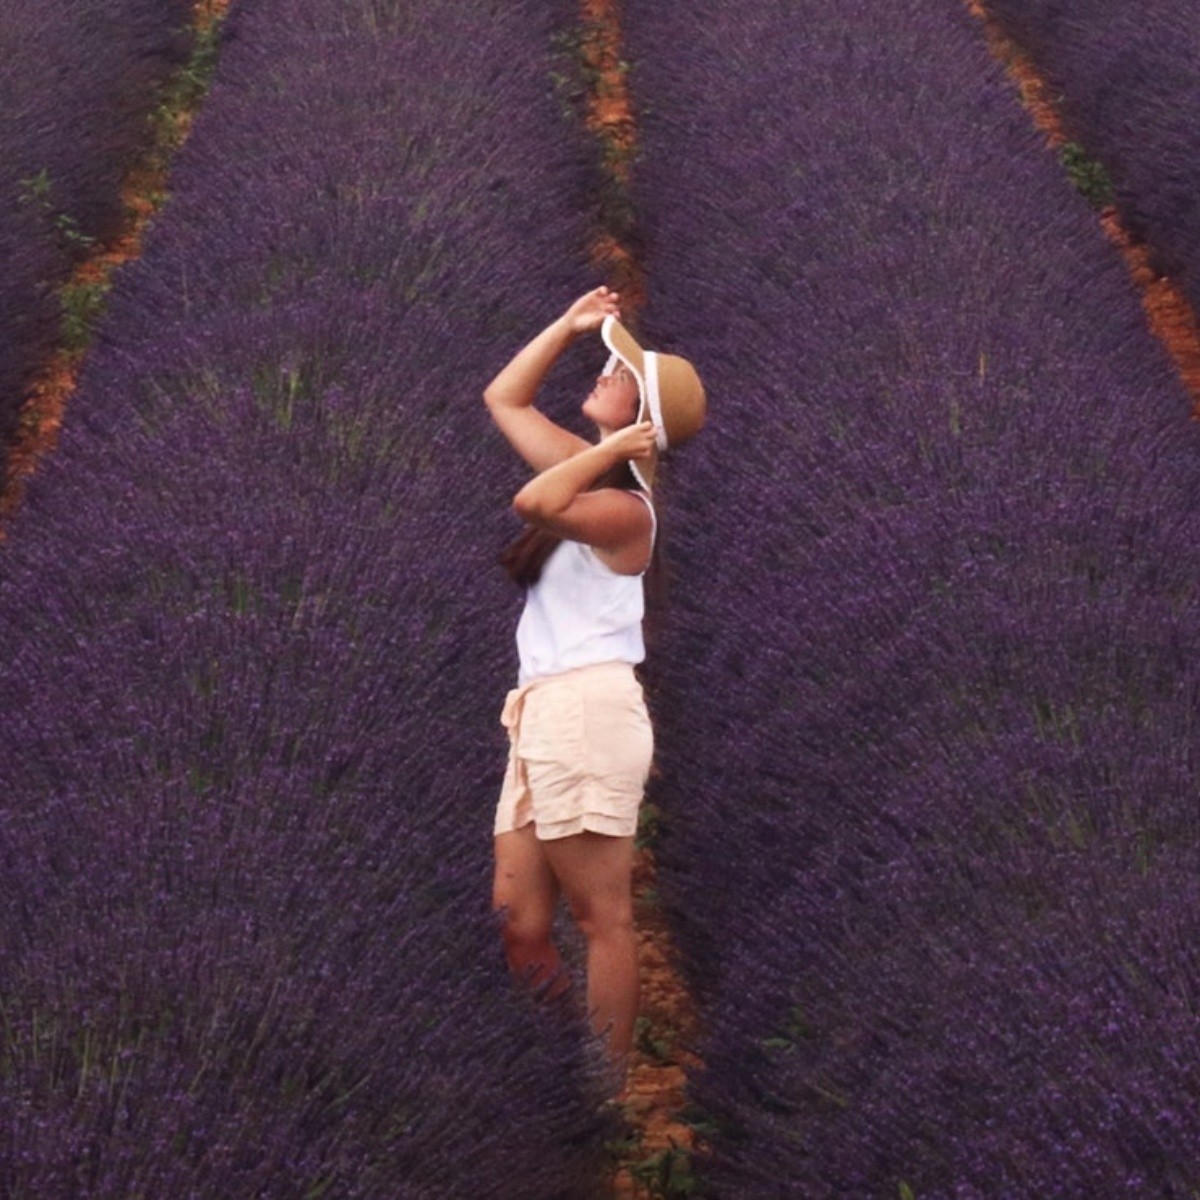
[0,0,230,534]
[967,0,1200,416]
[581,0,645,319]
[578,3,706,1196]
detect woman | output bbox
[483,285,705,1087]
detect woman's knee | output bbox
[493,827,559,950]
[570,896,635,943]
[496,900,556,952]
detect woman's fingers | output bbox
[630,423,656,458]
[566,285,621,332]
[598,286,620,317]
[605,420,655,459]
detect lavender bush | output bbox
[984,0,1200,317]
[1,0,619,1194]
[625,0,1200,1194]
[0,0,192,469]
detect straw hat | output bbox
[600,314,706,490]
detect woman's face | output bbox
[582,362,640,431]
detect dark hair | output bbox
[498,460,653,588]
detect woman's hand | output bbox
[562,285,621,335]
[601,420,656,463]
[513,424,658,547]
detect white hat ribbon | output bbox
[603,348,669,452]
[643,352,669,452]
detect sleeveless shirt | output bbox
[515,491,656,685]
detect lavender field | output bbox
[0,0,192,471]
[986,0,1200,318]
[0,1,617,1194]
[627,0,1200,1194]
[5,0,1200,1195]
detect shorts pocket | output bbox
[581,673,654,789]
[519,681,587,794]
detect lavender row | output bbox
[985,0,1200,318]
[0,1,617,1195]
[625,0,1200,1194]
[0,0,193,466]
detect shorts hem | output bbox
[493,812,535,838]
[534,811,638,841]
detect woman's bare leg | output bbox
[493,825,568,998]
[541,832,638,1080]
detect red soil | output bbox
[613,845,705,1198]
[580,0,647,317]
[0,0,232,533]
[967,0,1200,416]
[577,2,704,1195]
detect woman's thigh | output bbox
[540,832,635,932]
[493,825,561,936]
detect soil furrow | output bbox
[580,0,646,320]
[577,3,705,1196]
[967,0,1200,417]
[0,0,231,533]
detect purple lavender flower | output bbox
[986,0,1200,316]
[0,0,192,466]
[624,0,1200,1193]
[1,1,620,1193]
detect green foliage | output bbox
[250,362,313,431]
[547,19,639,242]
[60,280,110,353]
[635,801,661,849]
[760,1004,814,1054]
[548,26,599,110]
[18,168,96,252]
[18,167,53,206]
[629,1142,699,1198]
[53,212,96,250]
[634,1015,676,1065]
[17,9,232,366]
[352,0,414,36]
[677,1104,722,1146]
[1058,141,1114,210]
[152,16,224,148]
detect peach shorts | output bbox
[494,661,654,841]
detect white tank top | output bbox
[515,491,656,685]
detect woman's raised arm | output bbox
[483,287,620,472]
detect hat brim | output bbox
[601,315,657,489]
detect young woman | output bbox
[483,285,705,1087]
